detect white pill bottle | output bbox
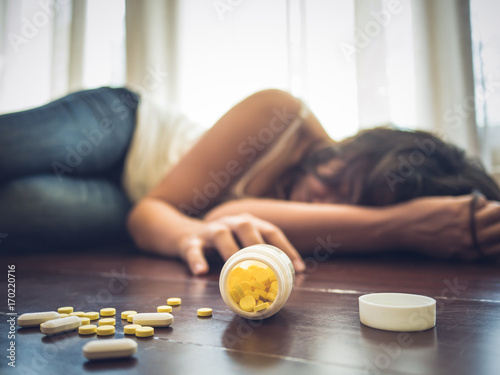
[219,244,295,320]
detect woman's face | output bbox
[289,159,353,204]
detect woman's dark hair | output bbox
[293,126,500,206]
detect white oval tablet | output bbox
[359,293,436,332]
[18,312,60,327]
[132,313,173,327]
[40,316,82,335]
[83,338,138,360]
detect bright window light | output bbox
[177,0,289,130]
[176,0,416,140]
[83,0,126,89]
[470,0,500,128]
[177,0,361,139]
[303,0,359,140]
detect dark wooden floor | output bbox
[1,251,500,375]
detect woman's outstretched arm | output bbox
[128,197,304,274]
[205,194,500,260]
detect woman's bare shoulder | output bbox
[146,89,330,213]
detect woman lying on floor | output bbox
[1,87,499,273]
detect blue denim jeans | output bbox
[0,87,139,250]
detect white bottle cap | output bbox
[359,293,436,332]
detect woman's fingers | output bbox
[234,219,305,272]
[263,226,306,272]
[182,237,209,275]
[232,220,266,248]
[180,212,307,275]
[480,223,500,252]
[209,223,241,261]
[474,200,500,258]
[228,214,306,272]
[206,214,306,272]
[476,201,500,228]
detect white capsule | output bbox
[18,312,60,327]
[132,313,173,327]
[40,316,81,335]
[83,338,138,360]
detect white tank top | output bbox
[122,94,205,202]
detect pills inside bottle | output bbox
[219,244,295,319]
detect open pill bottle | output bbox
[219,244,295,320]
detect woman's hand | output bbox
[474,195,500,258]
[397,194,500,260]
[178,213,306,275]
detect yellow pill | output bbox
[79,324,97,335]
[231,267,245,277]
[244,290,260,300]
[197,308,213,317]
[135,326,154,338]
[167,298,181,306]
[238,281,251,291]
[100,308,116,316]
[229,289,241,303]
[248,265,260,271]
[239,295,256,312]
[257,300,264,305]
[256,289,268,300]
[228,276,241,288]
[255,269,270,285]
[96,325,115,336]
[121,310,137,320]
[58,307,73,314]
[239,270,252,282]
[270,281,278,293]
[83,312,99,320]
[234,284,245,298]
[127,313,137,323]
[69,311,85,317]
[253,302,270,313]
[59,313,69,318]
[98,318,116,326]
[124,324,142,335]
[269,272,277,282]
[157,305,173,313]
[80,317,91,325]
[265,266,275,277]
[251,280,266,290]
[267,292,276,302]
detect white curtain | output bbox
[411,0,480,156]
[354,0,478,150]
[125,0,177,106]
[0,0,125,113]
[0,0,86,112]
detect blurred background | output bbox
[0,0,498,182]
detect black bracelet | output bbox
[469,189,486,259]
